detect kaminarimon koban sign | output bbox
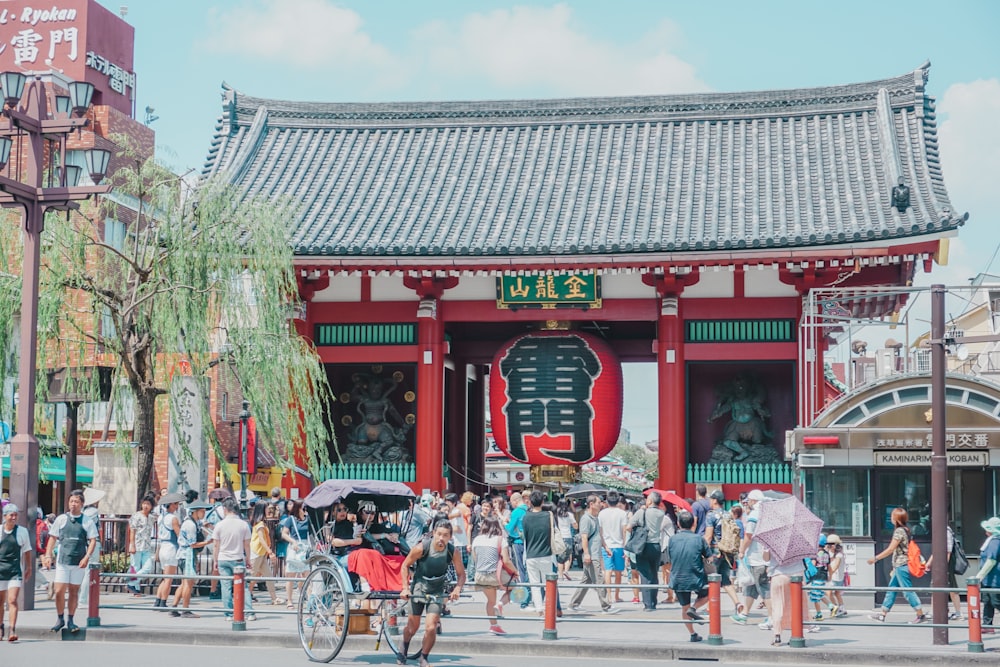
[490,330,623,466]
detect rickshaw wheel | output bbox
[297,565,348,663]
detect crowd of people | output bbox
[0,482,995,652]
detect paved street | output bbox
[1,640,894,667]
[4,585,995,665]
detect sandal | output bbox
[8,632,18,643]
[287,602,296,609]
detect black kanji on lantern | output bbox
[498,334,601,463]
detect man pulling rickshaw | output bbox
[397,520,466,666]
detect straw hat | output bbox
[83,487,106,506]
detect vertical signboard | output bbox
[167,376,207,497]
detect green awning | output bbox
[1,458,93,483]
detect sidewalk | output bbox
[10,587,996,664]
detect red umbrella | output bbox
[643,488,692,513]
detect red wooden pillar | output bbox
[657,293,686,493]
[645,270,699,494]
[416,297,446,493]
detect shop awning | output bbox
[1,458,94,483]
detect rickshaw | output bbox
[296,479,421,663]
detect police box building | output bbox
[202,64,978,572]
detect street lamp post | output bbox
[0,71,111,610]
[238,400,251,508]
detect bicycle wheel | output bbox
[376,598,407,659]
[297,566,348,663]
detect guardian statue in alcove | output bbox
[707,372,780,463]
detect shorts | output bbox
[0,578,23,591]
[602,547,625,572]
[158,543,179,568]
[715,552,735,586]
[808,586,826,603]
[676,588,708,607]
[54,563,88,586]
[745,564,771,600]
[407,588,446,616]
[178,548,197,577]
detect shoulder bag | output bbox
[625,509,648,555]
[549,513,569,559]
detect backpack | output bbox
[717,514,741,554]
[36,518,49,555]
[194,521,206,555]
[907,532,927,578]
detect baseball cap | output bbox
[709,490,725,503]
[818,534,827,547]
[747,489,765,502]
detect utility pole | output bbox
[929,285,947,645]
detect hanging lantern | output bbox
[490,330,623,466]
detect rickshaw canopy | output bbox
[303,479,416,513]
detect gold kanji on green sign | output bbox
[496,272,601,309]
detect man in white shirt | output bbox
[43,489,98,633]
[212,499,256,621]
[598,491,629,602]
[737,489,772,627]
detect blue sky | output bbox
[104,0,1000,446]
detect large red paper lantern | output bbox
[490,330,623,465]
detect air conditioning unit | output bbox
[913,348,931,373]
[797,452,825,468]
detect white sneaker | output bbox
[601,606,621,615]
[568,604,582,612]
[758,620,773,630]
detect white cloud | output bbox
[200,0,393,70]
[938,79,1000,213]
[937,78,1000,278]
[415,4,708,97]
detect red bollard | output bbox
[232,566,246,631]
[967,577,984,653]
[87,563,101,627]
[707,573,722,645]
[789,575,805,648]
[543,573,558,640]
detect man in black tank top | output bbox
[398,521,466,666]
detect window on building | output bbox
[803,468,870,537]
[104,217,127,250]
[80,393,136,431]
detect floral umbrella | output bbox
[753,496,824,566]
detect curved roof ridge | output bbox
[221,66,929,127]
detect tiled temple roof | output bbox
[202,63,965,259]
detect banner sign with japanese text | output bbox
[496,272,601,309]
[0,0,136,115]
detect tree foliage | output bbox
[610,442,658,481]
[0,138,334,502]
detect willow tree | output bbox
[0,140,333,501]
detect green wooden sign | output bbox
[496,272,601,309]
